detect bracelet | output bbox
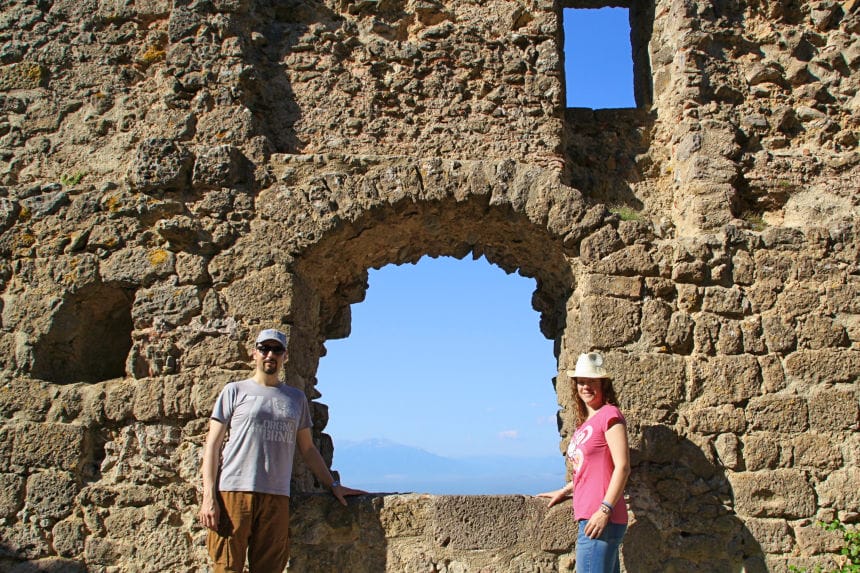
[600,501,613,512]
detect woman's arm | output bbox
[602,421,631,509]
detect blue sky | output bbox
[563,7,635,109]
[316,256,564,493]
[315,8,633,493]
[317,256,559,458]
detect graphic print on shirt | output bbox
[247,396,297,444]
[566,425,593,475]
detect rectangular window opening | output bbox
[563,6,637,109]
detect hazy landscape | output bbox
[332,438,566,495]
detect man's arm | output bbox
[296,427,366,506]
[198,419,227,530]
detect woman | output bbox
[538,352,631,573]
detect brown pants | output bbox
[207,491,291,573]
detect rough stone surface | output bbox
[0,0,858,570]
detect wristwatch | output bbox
[599,503,612,515]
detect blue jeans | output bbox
[576,520,627,573]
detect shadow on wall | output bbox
[235,0,340,154]
[0,549,87,573]
[624,425,765,572]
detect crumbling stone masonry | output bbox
[0,0,857,571]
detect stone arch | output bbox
[248,155,607,485]
[29,283,134,384]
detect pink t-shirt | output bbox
[567,404,628,523]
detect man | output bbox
[198,328,364,572]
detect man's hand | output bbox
[198,493,220,530]
[331,484,367,506]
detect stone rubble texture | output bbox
[0,0,858,571]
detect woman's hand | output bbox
[583,508,611,539]
[536,486,571,508]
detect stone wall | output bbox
[0,0,858,571]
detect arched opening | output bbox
[30,283,133,384]
[317,255,563,494]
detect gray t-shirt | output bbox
[211,378,312,496]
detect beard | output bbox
[262,360,278,374]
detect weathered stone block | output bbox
[797,315,849,350]
[731,250,755,285]
[128,138,192,193]
[103,380,135,422]
[676,283,702,312]
[714,433,742,470]
[689,355,762,407]
[432,495,528,549]
[731,469,816,518]
[680,405,746,434]
[639,299,672,348]
[692,312,721,355]
[791,433,843,471]
[746,394,808,432]
[221,266,296,324]
[607,353,686,412]
[807,386,858,431]
[753,251,793,283]
[741,317,767,354]
[758,354,786,393]
[591,244,657,276]
[25,470,78,522]
[817,468,860,513]
[580,272,642,299]
[0,472,24,517]
[794,519,843,557]
[784,349,860,385]
[746,278,782,313]
[666,312,694,354]
[776,285,821,319]
[580,295,640,349]
[192,145,248,190]
[100,247,176,288]
[743,432,786,471]
[377,494,431,538]
[761,313,797,354]
[741,517,794,554]
[645,277,675,299]
[52,518,87,558]
[12,423,85,472]
[580,226,623,263]
[702,286,748,316]
[717,319,744,355]
[131,284,202,329]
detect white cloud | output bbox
[498,430,519,440]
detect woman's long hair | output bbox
[573,377,620,427]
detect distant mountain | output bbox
[331,438,566,495]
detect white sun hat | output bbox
[566,352,609,378]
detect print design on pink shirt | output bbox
[567,425,593,474]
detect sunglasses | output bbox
[256,344,286,356]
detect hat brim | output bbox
[566,370,609,379]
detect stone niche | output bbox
[0,0,858,572]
